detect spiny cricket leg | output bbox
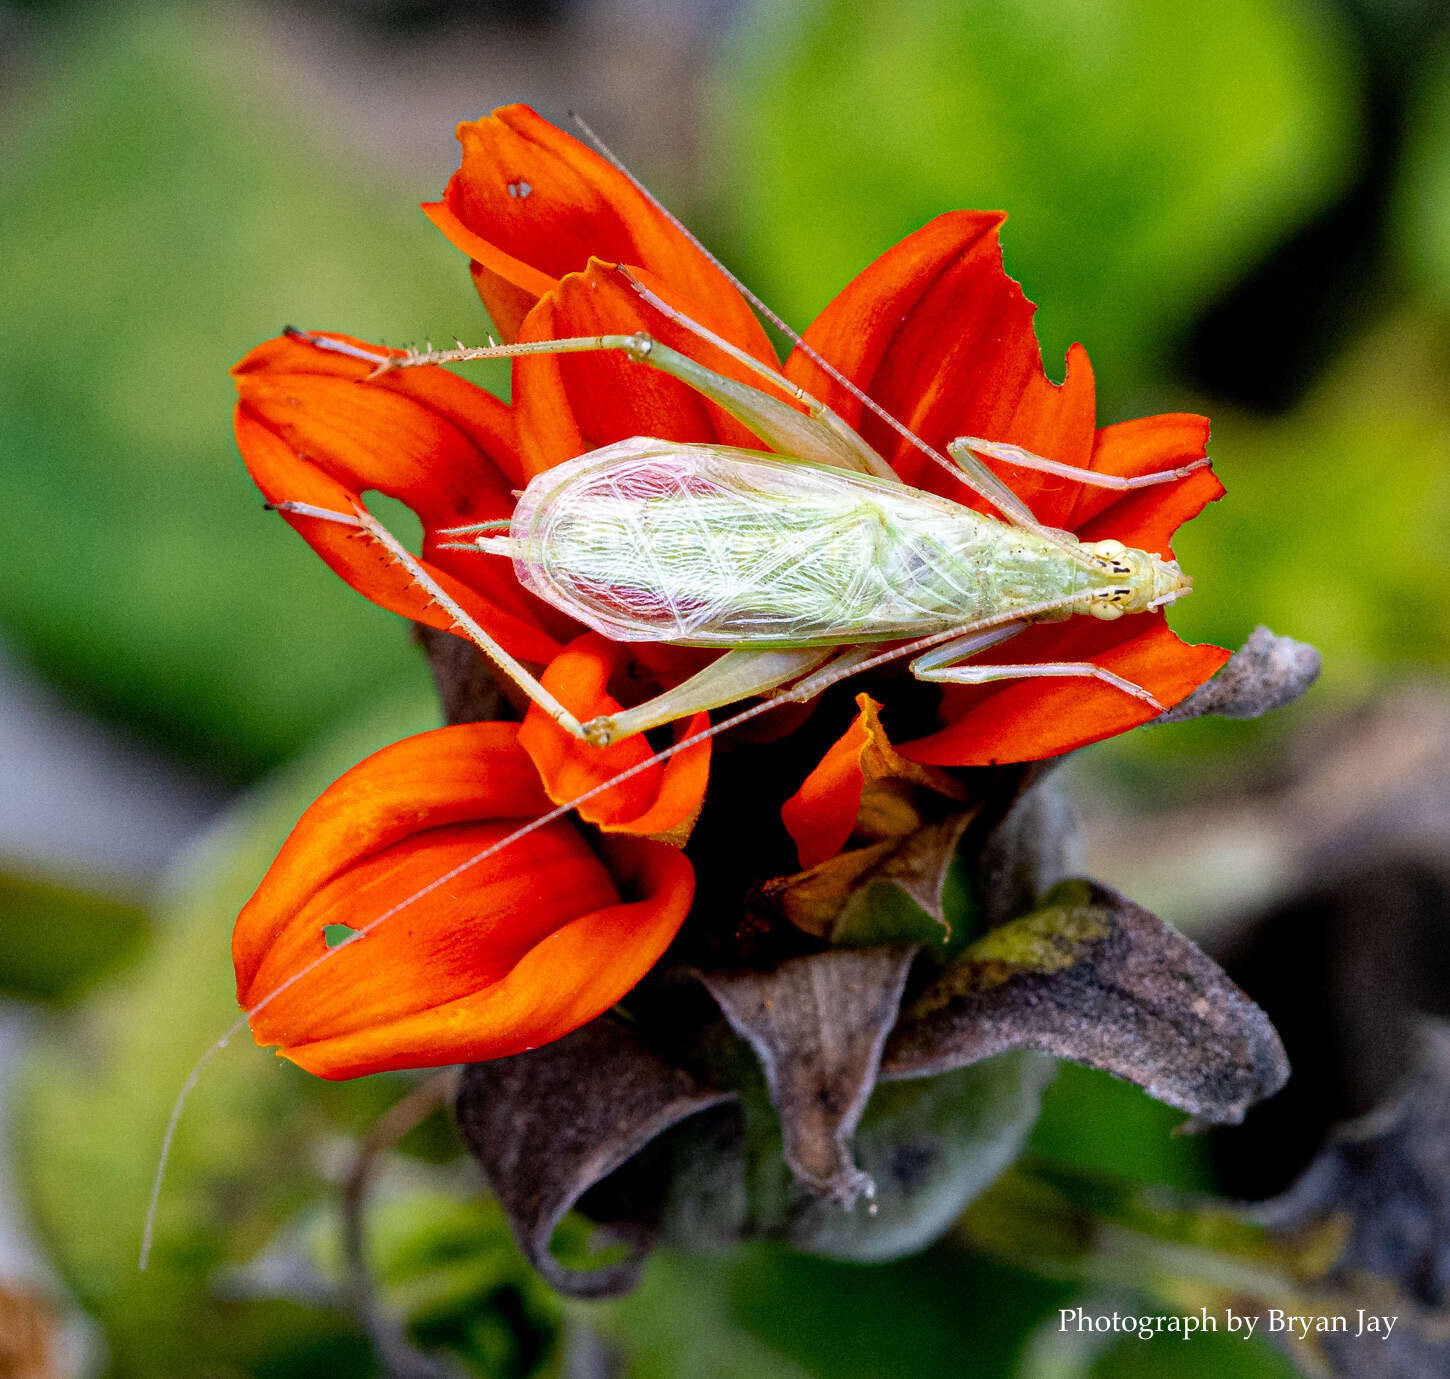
[589,646,839,744]
[910,625,1163,711]
[950,437,1211,491]
[384,329,890,482]
[272,500,589,739]
[615,267,897,481]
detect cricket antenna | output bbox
[569,115,955,479]
[567,114,1106,570]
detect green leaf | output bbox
[711,0,1357,396]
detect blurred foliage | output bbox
[711,0,1358,401]
[0,870,146,1000]
[1394,37,1450,307]
[597,1242,1072,1379]
[15,683,439,1377]
[5,0,1450,1374]
[0,7,488,783]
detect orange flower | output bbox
[233,724,693,1077]
[230,103,1229,1075]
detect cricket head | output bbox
[1077,539,1193,619]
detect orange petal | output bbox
[899,616,1232,767]
[278,837,693,1078]
[786,212,1097,528]
[510,259,779,476]
[234,723,694,1077]
[516,634,711,840]
[424,103,766,356]
[1071,414,1225,557]
[782,694,968,868]
[232,332,565,662]
[780,694,888,870]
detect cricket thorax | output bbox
[500,440,1189,647]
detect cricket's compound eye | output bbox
[1077,540,1192,618]
[1087,589,1129,620]
[1084,538,1133,576]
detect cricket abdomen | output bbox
[503,440,1094,647]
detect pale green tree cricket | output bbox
[146,151,1214,1266]
[281,293,1204,750]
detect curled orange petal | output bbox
[232,331,565,663]
[783,695,969,868]
[234,723,694,1078]
[517,634,711,842]
[423,103,766,354]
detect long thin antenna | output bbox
[568,114,1101,566]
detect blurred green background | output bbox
[1,0,1446,1374]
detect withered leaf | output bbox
[758,813,975,948]
[788,1051,1056,1262]
[454,1018,734,1298]
[699,946,920,1206]
[1158,625,1321,724]
[882,879,1288,1125]
[1254,1021,1450,1378]
[975,777,1081,929]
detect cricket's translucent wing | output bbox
[507,439,1022,647]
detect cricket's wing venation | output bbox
[508,439,1007,646]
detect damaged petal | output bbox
[757,812,976,949]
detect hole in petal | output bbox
[323,923,361,949]
[362,491,425,555]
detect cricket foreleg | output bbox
[587,646,839,744]
[949,437,1211,492]
[910,625,1164,711]
[271,500,589,739]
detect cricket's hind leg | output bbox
[948,437,1211,492]
[271,500,590,739]
[909,622,1163,710]
[582,646,840,744]
[275,500,843,748]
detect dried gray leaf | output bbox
[975,776,1081,929]
[787,1051,1056,1261]
[699,946,919,1206]
[1157,624,1321,724]
[1256,1021,1450,1378]
[881,879,1288,1125]
[454,1018,734,1298]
